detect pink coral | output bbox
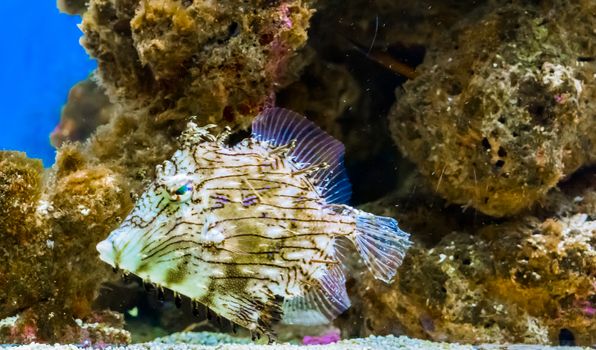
[576,301,596,317]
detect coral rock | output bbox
[0,152,43,241]
[51,79,115,148]
[56,0,89,15]
[0,148,133,343]
[389,2,596,216]
[80,0,314,126]
[0,312,131,345]
[345,170,596,346]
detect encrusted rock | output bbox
[389,1,596,216]
[0,152,43,240]
[81,0,314,126]
[0,149,132,343]
[56,0,89,15]
[0,312,131,345]
[51,79,115,148]
[344,169,596,346]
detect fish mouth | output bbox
[96,225,147,273]
[96,239,117,268]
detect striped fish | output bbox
[96,108,411,340]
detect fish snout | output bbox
[96,239,118,268]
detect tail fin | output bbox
[352,210,411,283]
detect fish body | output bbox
[97,108,411,339]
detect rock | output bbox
[0,149,132,343]
[51,79,115,148]
[389,1,596,216]
[345,168,595,346]
[80,0,315,127]
[56,0,88,15]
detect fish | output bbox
[96,107,411,340]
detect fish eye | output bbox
[174,185,190,195]
[168,183,193,202]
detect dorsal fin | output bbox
[252,108,352,204]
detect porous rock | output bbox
[0,149,133,343]
[345,169,595,346]
[80,0,315,126]
[389,1,596,216]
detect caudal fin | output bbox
[352,210,411,283]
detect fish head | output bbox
[97,149,202,278]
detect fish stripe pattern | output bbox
[96,108,411,341]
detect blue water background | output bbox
[0,2,96,166]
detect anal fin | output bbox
[282,264,351,326]
[203,287,283,340]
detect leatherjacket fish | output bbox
[96,108,411,340]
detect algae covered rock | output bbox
[56,0,88,15]
[0,152,47,331]
[0,313,131,345]
[81,0,314,126]
[0,152,43,240]
[389,1,596,217]
[345,169,596,346]
[0,149,133,343]
[51,79,115,148]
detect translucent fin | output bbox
[252,108,352,204]
[282,265,351,326]
[208,289,283,339]
[352,210,411,283]
[333,235,353,265]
